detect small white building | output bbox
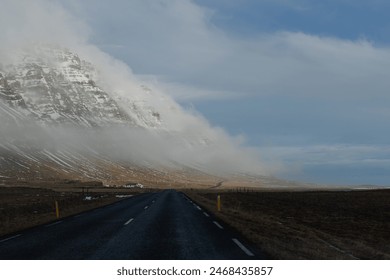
[123,182,144,189]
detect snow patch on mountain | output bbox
[0,45,267,180]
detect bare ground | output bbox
[184,189,390,259]
[0,182,153,237]
[2,178,389,260]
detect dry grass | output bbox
[0,183,151,237]
[184,189,390,259]
[2,180,389,260]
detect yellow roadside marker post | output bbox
[55,200,60,219]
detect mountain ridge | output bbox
[0,46,159,127]
[2,55,377,190]
[1,45,262,185]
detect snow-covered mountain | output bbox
[0,45,263,184]
[0,45,164,128]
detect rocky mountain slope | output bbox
[0,45,241,186]
[0,46,163,128]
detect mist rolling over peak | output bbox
[0,42,271,184]
[2,0,390,187]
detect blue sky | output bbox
[5,0,390,185]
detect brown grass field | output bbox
[1,179,389,260]
[184,189,390,259]
[0,181,154,237]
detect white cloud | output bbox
[186,31,390,101]
[0,0,88,51]
[66,1,390,104]
[0,0,276,177]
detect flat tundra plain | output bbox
[0,182,389,259]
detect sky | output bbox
[3,0,390,185]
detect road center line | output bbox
[0,234,22,243]
[45,221,63,227]
[213,221,224,229]
[124,218,134,225]
[203,212,210,217]
[232,238,255,256]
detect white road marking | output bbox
[318,238,359,259]
[144,206,149,210]
[213,221,224,229]
[0,234,22,243]
[203,212,210,217]
[124,218,134,225]
[152,200,155,203]
[196,206,202,210]
[232,238,255,256]
[45,221,63,227]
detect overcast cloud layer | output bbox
[2,0,390,184]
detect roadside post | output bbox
[217,195,221,212]
[55,200,60,219]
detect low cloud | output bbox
[0,0,274,177]
[0,0,88,56]
[0,111,270,176]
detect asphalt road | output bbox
[0,190,265,259]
